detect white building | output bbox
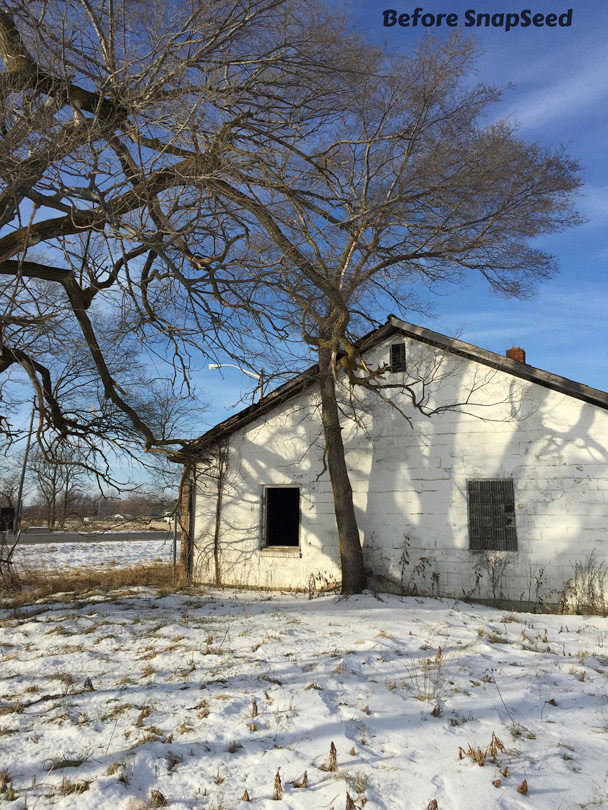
[184,317,608,609]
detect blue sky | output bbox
[204,1,608,424]
[362,1,607,381]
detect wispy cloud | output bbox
[443,289,608,341]
[578,185,608,226]
[437,284,608,363]
[510,71,608,131]
[500,46,608,131]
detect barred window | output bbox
[390,342,406,372]
[467,480,517,551]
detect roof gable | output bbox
[189,316,608,453]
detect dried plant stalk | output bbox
[488,732,505,762]
[273,769,283,800]
[320,741,338,772]
[151,790,167,808]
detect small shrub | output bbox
[406,649,448,702]
[559,553,608,616]
[475,552,516,604]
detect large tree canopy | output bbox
[0,1,582,590]
[0,0,368,458]
[170,33,582,591]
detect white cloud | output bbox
[578,185,608,226]
[500,47,608,131]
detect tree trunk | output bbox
[180,476,194,582]
[60,473,70,530]
[59,497,66,530]
[213,442,229,587]
[318,347,366,594]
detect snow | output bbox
[1,545,608,809]
[14,539,174,572]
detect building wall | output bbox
[192,336,608,606]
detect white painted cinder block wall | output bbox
[192,336,608,606]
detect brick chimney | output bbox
[506,346,526,364]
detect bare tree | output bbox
[0,454,23,509]
[0,5,581,593]
[200,35,582,592]
[0,0,367,464]
[29,443,87,530]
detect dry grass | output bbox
[150,788,167,807]
[1,563,176,606]
[58,777,90,795]
[406,648,450,702]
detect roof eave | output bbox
[188,316,608,455]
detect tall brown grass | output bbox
[1,563,177,607]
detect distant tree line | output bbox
[0,451,172,530]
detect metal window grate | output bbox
[390,342,406,372]
[467,479,517,551]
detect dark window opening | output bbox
[265,487,300,547]
[390,342,406,372]
[467,479,517,551]
[0,507,15,532]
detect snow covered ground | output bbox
[1,580,608,810]
[14,539,174,573]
